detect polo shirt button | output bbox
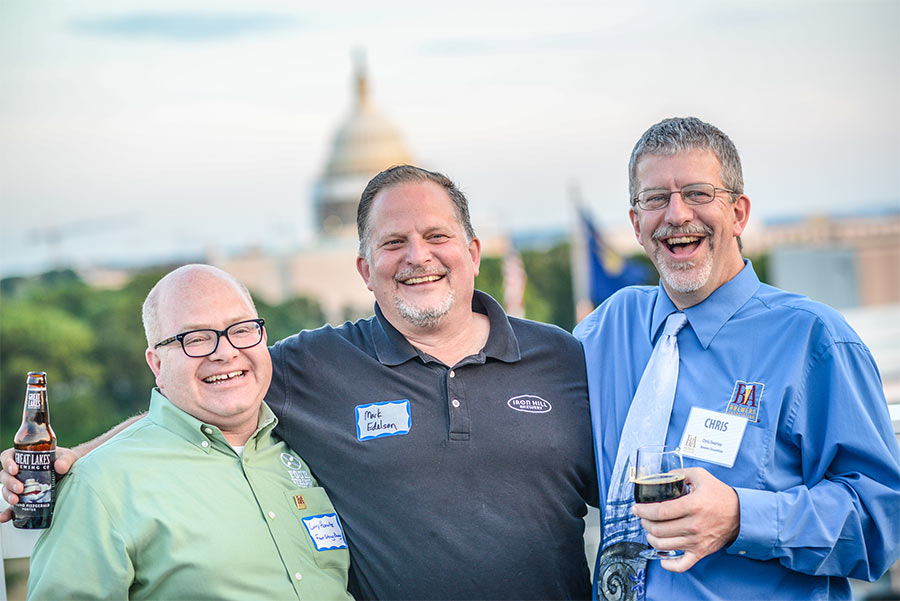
[203,427,213,434]
[295,573,303,581]
[201,440,209,448]
[451,399,460,408]
[449,370,455,378]
[268,511,276,519]
[738,550,746,555]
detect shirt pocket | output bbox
[284,487,351,570]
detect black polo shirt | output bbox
[268,291,597,601]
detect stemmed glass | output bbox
[633,444,687,560]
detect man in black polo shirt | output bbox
[1,165,597,601]
[268,165,597,600]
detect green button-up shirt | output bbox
[27,389,354,600]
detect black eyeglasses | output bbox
[154,319,265,358]
[632,183,734,211]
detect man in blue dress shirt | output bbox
[574,116,900,600]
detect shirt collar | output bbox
[650,259,760,349]
[371,289,521,366]
[147,388,278,452]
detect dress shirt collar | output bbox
[371,289,521,366]
[147,387,278,453]
[651,259,761,349]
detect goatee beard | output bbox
[651,224,715,294]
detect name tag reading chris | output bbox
[678,407,748,468]
[356,400,411,441]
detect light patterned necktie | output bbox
[596,311,688,601]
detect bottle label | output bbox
[13,450,55,511]
[25,391,42,410]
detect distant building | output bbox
[312,55,414,238]
[747,208,900,309]
[215,57,416,323]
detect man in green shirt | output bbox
[25,264,354,600]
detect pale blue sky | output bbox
[2,0,898,276]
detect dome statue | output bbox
[313,55,414,236]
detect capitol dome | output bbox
[313,59,414,236]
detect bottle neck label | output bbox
[26,391,43,410]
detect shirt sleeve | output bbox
[27,470,134,600]
[728,340,900,581]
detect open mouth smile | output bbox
[664,235,704,256]
[400,274,445,285]
[203,370,245,384]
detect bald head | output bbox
[142,264,257,348]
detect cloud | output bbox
[69,12,298,42]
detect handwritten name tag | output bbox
[678,407,748,468]
[356,400,411,441]
[301,513,348,551]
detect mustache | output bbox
[394,266,449,282]
[650,223,714,241]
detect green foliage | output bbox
[475,242,576,331]
[253,295,327,342]
[522,243,576,331]
[474,256,504,306]
[747,253,770,284]
[0,270,325,449]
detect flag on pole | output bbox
[503,244,527,318]
[579,208,649,307]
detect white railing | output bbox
[0,501,41,601]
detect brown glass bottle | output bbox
[13,371,56,529]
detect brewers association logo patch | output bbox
[725,380,764,423]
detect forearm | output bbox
[71,412,146,459]
[730,478,900,580]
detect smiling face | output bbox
[145,269,271,443]
[356,180,481,334]
[630,148,750,308]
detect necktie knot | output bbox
[663,312,687,338]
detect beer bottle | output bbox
[13,371,56,529]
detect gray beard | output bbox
[394,293,454,329]
[655,249,714,293]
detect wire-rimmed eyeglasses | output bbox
[632,183,734,211]
[153,318,265,358]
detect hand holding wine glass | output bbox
[633,444,687,560]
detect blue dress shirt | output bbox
[574,260,900,600]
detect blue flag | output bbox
[580,209,650,306]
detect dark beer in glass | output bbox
[634,445,686,559]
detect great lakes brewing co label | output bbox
[13,450,56,513]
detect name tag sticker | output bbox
[302,513,348,551]
[678,407,748,468]
[356,400,411,441]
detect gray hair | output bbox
[142,264,257,347]
[356,164,476,260]
[628,117,744,201]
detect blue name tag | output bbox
[301,513,348,551]
[356,400,411,441]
